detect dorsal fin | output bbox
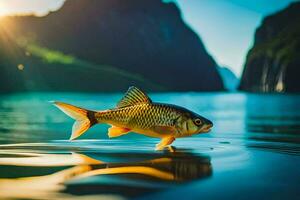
[117,86,152,108]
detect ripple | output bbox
[247,141,300,156]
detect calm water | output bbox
[0,92,300,199]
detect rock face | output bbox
[239,2,300,93]
[0,0,224,92]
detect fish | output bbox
[53,86,213,150]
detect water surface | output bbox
[0,92,299,199]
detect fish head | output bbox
[177,112,213,136]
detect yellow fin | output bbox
[116,86,152,108]
[155,137,175,151]
[108,126,131,138]
[52,101,96,140]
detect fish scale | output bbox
[97,103,179,130]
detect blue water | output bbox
[0,92,299,199]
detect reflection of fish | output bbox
[77,152,212,182]
[53,86,213,150]
[0,151,212,199]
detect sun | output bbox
[0,1,20,17]
[0,1,25,18]
[0,1,66,18]
[0,2,15,17]
[0,4,7,17]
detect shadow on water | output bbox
[0,147,212,199]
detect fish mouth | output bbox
[201,124,213,133]
[202,128,211,133]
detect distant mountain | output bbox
[0,0,224,92]
[218,67,238,91]
[239,2,300,93]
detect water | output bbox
[0,92,300,199]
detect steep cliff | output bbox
[239,2,300,93]
[0,0,224,92]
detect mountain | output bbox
[239,2,300,93]
[0,0,224,92]
[218,67,238,91]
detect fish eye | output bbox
[194,118,202,126]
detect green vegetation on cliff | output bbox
[239,2,300,93]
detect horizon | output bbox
[0,0,296,77]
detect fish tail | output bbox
[52,101,97,140]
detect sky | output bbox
[174,0,296,76]
[0,0,296,77]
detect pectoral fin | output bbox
[108,126,131,138]
[155,137,175,151]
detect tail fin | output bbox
[52,102,97,140]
